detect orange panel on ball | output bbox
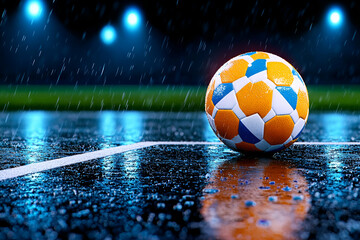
[267,62,294,86]
[220,59,248,83]
[296,90,309,120]
[235,142,260,151]
[236,82,273,118]
[205,80,215,115]
[251,52,270,60]
[214,110,239,139]
[264,115,294,145]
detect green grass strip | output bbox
[308,85,360,111]
[0,85,359,111]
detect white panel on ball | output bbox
[292,118,306,139]
[221,138,237,149]
[290,110,300,124]
[248,70,267,83]
[263,78,276,90]
[232,135,243,144]
[255,139,271,151]
[234,55,254,65]
[213,74,222,89]
[263,109,276,122]
[233,77,250,93]
[215,91,237,110]
[240,114,264,140]
[206,112,216,131]
[290,76,302,94]
[232,103,246,120]
[211,106,218,119]
[272,89,293,115]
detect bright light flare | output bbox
[330,12,340,24]
[328,8,343,27]
[100,25,117,45]
[127,13,138,26]
[25,0,43,19]
[124,8,142,31]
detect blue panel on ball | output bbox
[212,83,233,105]
[292,69,305,85]
[276,86,298,109]
[242,51,256,56]
[245,59,267,78]
[238,121,260,144]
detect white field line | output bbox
[0,142,157,181]
[0,141,359,181]
[148,141,360,146]
[294,142,360,145]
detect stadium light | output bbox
[25,0,43,20]
[100,25,117,45]
[330,12,340,24]
[123,7,142,31]
[328,7,343,27]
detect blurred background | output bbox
[0,0,359,110]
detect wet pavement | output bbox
[0,111,360,239]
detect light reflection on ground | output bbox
[201,157,310,240]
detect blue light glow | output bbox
[100,25,117,45]
[123,8,142,31]
[23,111,48,164]
[25,0,43,19]
[328,8,343,27]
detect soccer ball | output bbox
[205,51,309,153]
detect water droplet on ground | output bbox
[257,219,270,227]
[293,195,304,201]
[245,200,256,207]
[268,196,278,202]
[203,188,219,194]
[283,186,292,191]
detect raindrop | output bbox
[203,188,219,194]
[173,203,182,211]
[157,202,165,209]
[184,201,194,207]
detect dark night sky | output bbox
[0,0,360,85]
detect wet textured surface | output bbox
[0,111,360,239]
